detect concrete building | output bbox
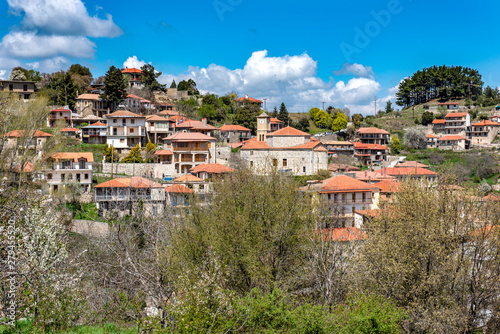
[318,175,380,228]
[374,167,438,181]
[323,140,354,158]
[437,135,470,150]
[190,163,236,181]
[270,117,285,131]
[75,94,108,117]
[165,184,194,208]
[124,94,155,112]
[105,110,146,151]
[219,125,252,143]
[240,125,328,176]
[444,112,470,135]
[81,121,107,144]
[465,120,500,145]
[95,177,165,217]
[356,127,390,145]
[438,102,460,110]
[48,107,73,128]
[0,80,35,101]
[45,152,93,194]
[145,115,174,144]
[426,133,438,148]
[122,68,144,89]
[173,119,217,136]
[431,119,446,135]
[235,94,263,108]
[162,132,216,174]
[352,142,389,165]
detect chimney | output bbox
[202,118,207,126]
[245,94,248,99]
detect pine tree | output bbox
[100,65,126,111]
[57,72,78,110]
[170,80,177,88]
[122,144,143,163]
[271,106,278,118]
[277,102,290,125]
[104,145,119,162]
[145,140,156,163]
[141,64,166,93]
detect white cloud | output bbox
[123,56,149,69]
[0,0,121,73]
[160,50,382,114]
[334,63,374,78]
[7,0,122,37]
[0,70,6,80]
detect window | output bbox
[130,128,134,133]
[342,194,346,202]
[352,193,356,202]
[131,119,135,124]
[250,161,253,167]
[200,185,204,190]
[334,194,337,202]
[120,139,125,143]
[342,220,346,228]
[24,94,30,100]
[23,85,27,92]
[362,192,366,202]
[61,174,65,181]
[62,160,71,169]
[250,151,253,156]
[84,174,89,180]
[68,174,73,180]
[273,159,278,167]
[79,159,86,169]
[8,84,13,91]
[47,173,52,180]
[113,128,117,135]
[352,206,356,214]
[303,166,306,173]
[283,159,287,167]
[113,119,117,123]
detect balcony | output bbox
[55,163,91,170]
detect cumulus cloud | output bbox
[123,56,149,69]
[0,70,6,80]
[7,0,122,37]
[0,0,122,74]
[334,63,374,78]
[160,50,382,114]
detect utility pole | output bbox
[263,98,267,112]
[374,96,377,116]
[111,145,114,179]
[322,102,326,111]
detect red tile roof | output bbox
[374,179,400,193]
[49,152,94,162]
[426,134,439,138]
[235,96,263,103]
[219,125,251,132]
[357,127,390,135]
[153,149,173,155]
[270,117,284,124]
[61,128,79,132]
[86,121,107,127]
[240,141,271,149]
[76,93,101,100]
[122,68,142,74]
[375,167,437,176]
[165,184,194,193]
[316,227,367,242]
[5,130,52,137]
[395,161,429,168]
[445,112,468,118]
[190,163,236,174]
[51,108,72,112]
[163,132,215,142]
[321,175,379,193]
[352,142,389,150]
[146,115,169,122]
[174,174,204,182]
[266,126,310,137]
[106,110,143,118]
[95,177,163,188]
[175,120,217,131]
[438,135,468,141]
[472,120,500,127]
[432,119,446,124]
[352,170,394,182]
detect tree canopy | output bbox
[100,65,127,110]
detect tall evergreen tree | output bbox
[141,64,166,93]
[57,73,78,110]
[271,106,278,118]
[100,66,126,111]
[277,102,290,125]
[170,80,177,88]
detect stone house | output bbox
[81,121,107,144]
[218,125,252,143]
[426,134,438,148]
[352,142,389,165]
[4,129,52,152]
[443,112,470,136]
[437,135,470,150]
[465,120,500,145]
[122,68,144,89]
[145,115,173,144]
[48,108,73,127]
[75,94,108,117]
[189,163,236,181]
[356,127,390,145]
[0,80,35,101]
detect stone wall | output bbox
[102,162,177,178]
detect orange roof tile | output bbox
[146,115,169,122]
[321,175,379,192]
[163,132,215,142]
[374,179,400,193]
[270,117,284,124]
[76,93,101,100]
[49,152,94,162]
[472,120,500,127]
[219,124,251,132]
[352,142,389,150]
[121,68,142,74]
[190,163,236,174]
[315,227,367,242]
[395,161,429,168]
[165,184,194,193]
[105,110,143,118]
[375,167,437,176]
[352,170,394,182]
[438,135,468,141]
[357,127,390,135]
[95,177,163,188]
[266,126,310,137]
[241,141,271,149]
[51,108,72,112]
[5,130,53,137]
[153,149,173,155]
[85,121,107,127]
[235,96,263,103]
[174,120,217,130]
[432,119,446,124]
[426,134,439,138]
[61,128,79,132]
[174,174,204,182]
[445,112,468,118]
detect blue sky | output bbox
[0,0,499,114]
